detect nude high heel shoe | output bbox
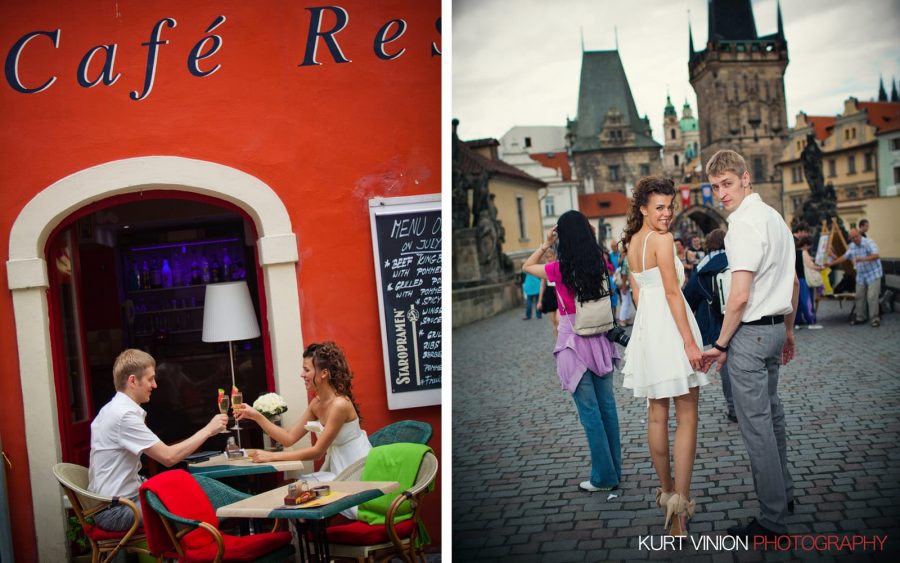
[664,493,696,536]
[655,487,673,515]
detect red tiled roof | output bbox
[805,115,836,141]
[579,192,629,219]
[529,152,572,181]
[465,138,498,149]
[859,101,900,133]
[455,137,546,187]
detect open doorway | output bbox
[48,194,271,466]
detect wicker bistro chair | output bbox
[367,420,432,448]
[326,451,439,563]
[52,462,151,563]
[140,470,294,563]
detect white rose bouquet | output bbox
[252,393,288,418]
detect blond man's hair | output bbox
[705,149,748,179]
[113,349,155,391]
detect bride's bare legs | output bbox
[672,387,699,497]
[647,398,673,492]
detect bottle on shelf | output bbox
[150,259,161,288]
[190,255,200,285]
[211,254,221,283]
[141,261,151,290]
[201,254,211,284]
[130,263,141,291]
[161,259,173,288]
[172,255,184,286]
[222,249,232,280]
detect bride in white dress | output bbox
[620,177,708,537]
[236,341,372,518]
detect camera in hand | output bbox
[605,325,630,347]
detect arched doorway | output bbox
[7,157,305,562]
[673,205,727,237]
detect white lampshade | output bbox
[201,281,261,343]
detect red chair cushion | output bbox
[83,524,144,542]
[326,518,416,545]
[181,531,292,563]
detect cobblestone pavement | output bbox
[452,300,900,562]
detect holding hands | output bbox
[701,348,727,373]
[684,342,703,371]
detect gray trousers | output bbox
[93,495,142,531]
[720,359,735,417]
[854,278,881,321]
[729,323,793,532]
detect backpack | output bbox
[714,267,731,315]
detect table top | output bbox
[216,480,399,520]
[187,450,307,478]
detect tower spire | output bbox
[879,75,888,101]
[688,10,695,59]
[892,77,899,103]
[614,26,619,51]
[776,0,785,40]
[580,27,585,52]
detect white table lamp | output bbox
[202,281,261,444]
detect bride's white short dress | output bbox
[304,417,372,518]
[622,232,709,399]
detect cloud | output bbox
[453,0,900,141]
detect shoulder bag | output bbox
[555,282,614,336]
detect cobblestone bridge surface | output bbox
[452,300,899,562]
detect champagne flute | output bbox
[231,391,243,430]
[217,395,231,434]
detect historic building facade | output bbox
[689,0,789,213]
[662,96,702,181]
[569,50,662,196]
[499,125,580,238]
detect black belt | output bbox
[742,315,784,326]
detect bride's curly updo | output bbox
[620,176,676,253]
[304,341,362,423]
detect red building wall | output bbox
[0,2,441,559]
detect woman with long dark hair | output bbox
[523,210,622,492]
[620,177,708,536]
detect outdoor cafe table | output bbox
[187,450,307,479]
[216,480,399,563]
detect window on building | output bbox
[543,195,555,217]
[516,195,527,240]
[640,164,650,176]
[892,138,900,151]
[847,155,856,174]
[753,157,765,181]
[670,129,676,140]
[845,129,850,140]
[864,152,873,171]
[674,154,680,167]
[791,166,801,183]
[609,165,620,181]
[828,159,836,177]
[894,166,900,184]
[852,128,857,139]
[524,137,532,148]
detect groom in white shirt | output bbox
[701,150,799,539]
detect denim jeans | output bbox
[524,294,542,319]
[796,279,816,325]
[571,370,621,487]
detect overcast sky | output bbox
[452,0,900,143]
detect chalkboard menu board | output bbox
[369,195,441,410]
